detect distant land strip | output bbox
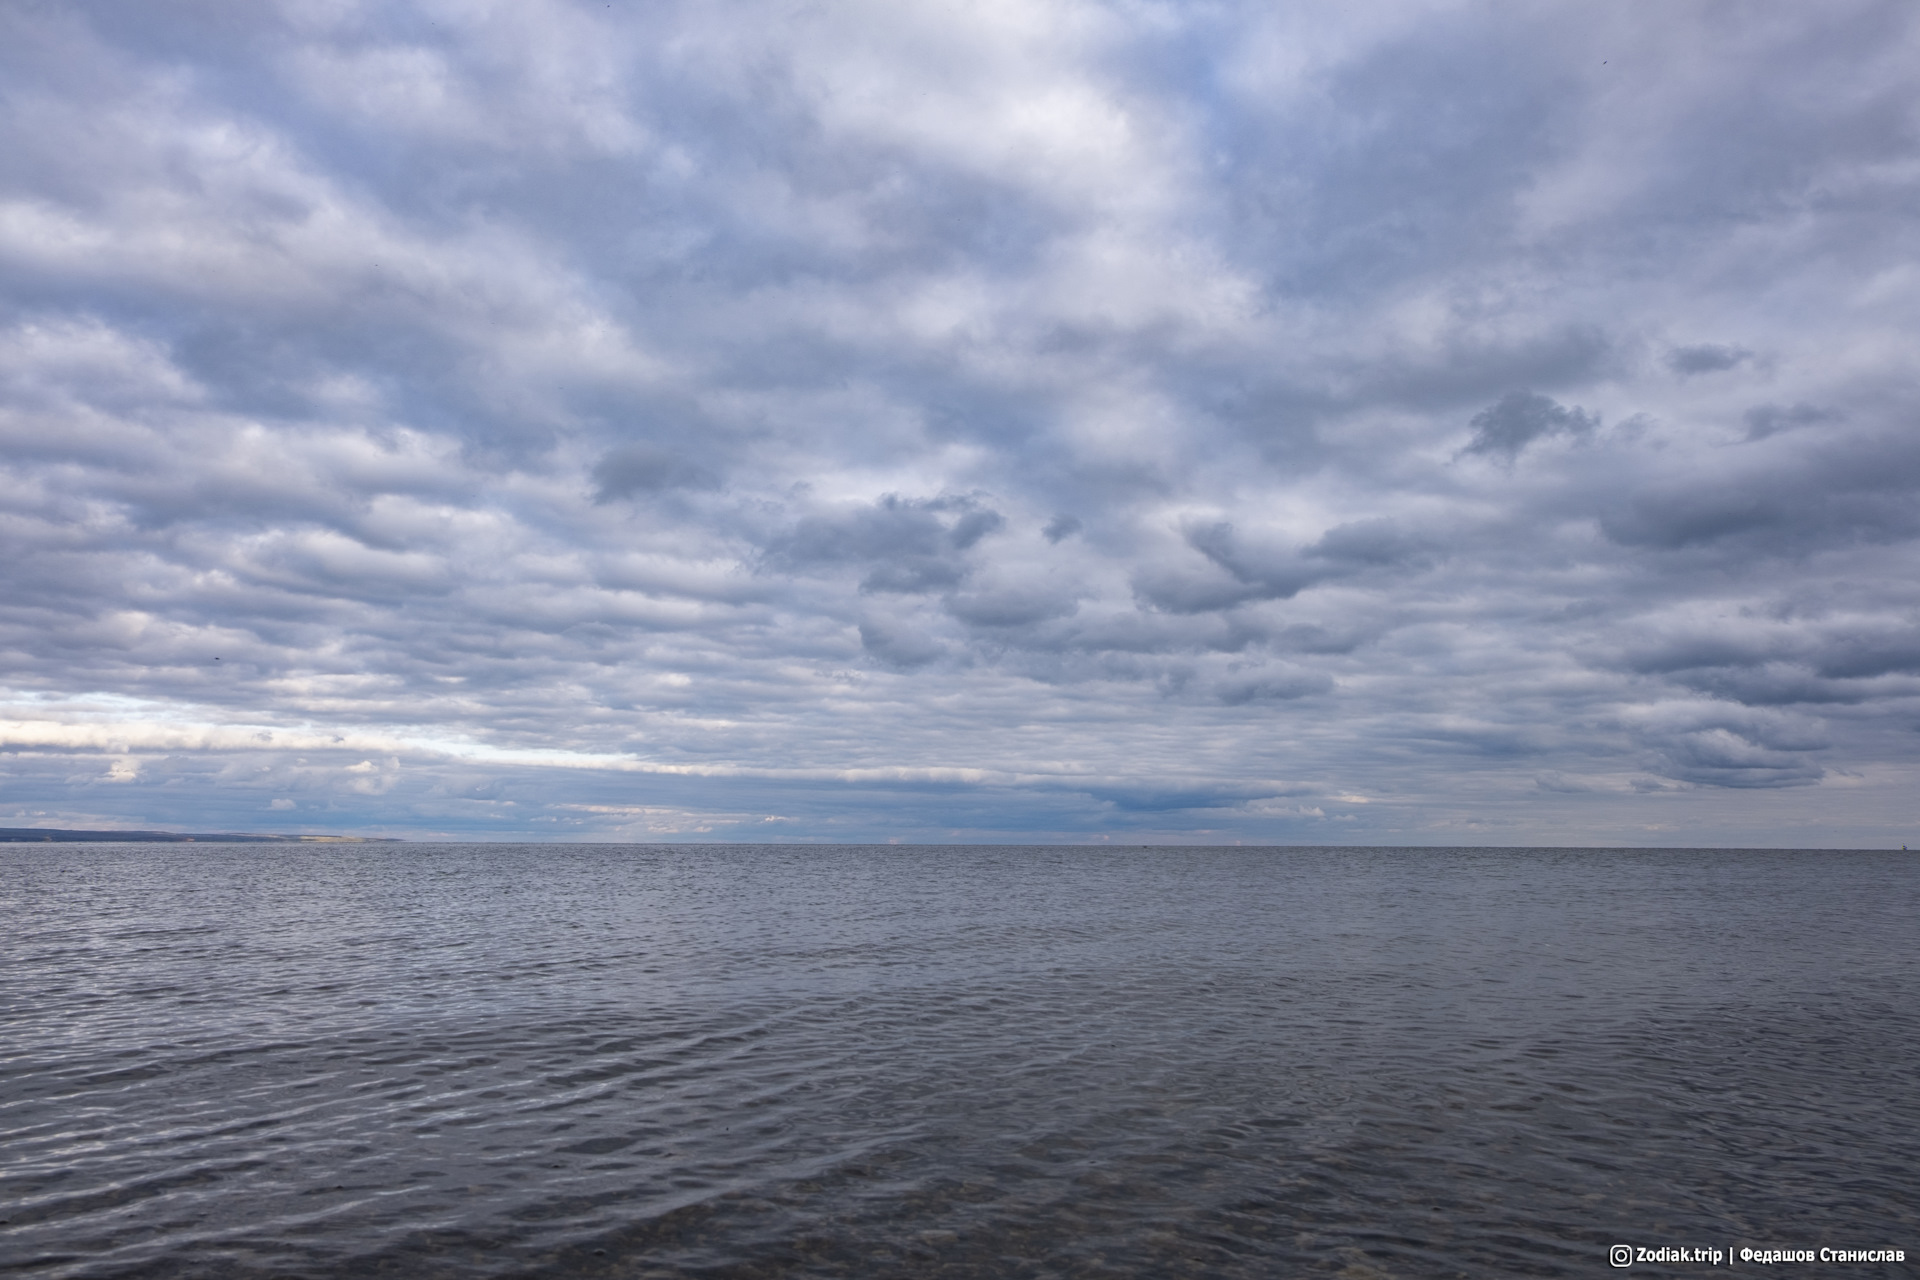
[0,827,401,843]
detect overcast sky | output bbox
[2,0,1917,844]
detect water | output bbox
[3,844,1915,1278]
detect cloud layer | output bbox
[2,0,1917,844]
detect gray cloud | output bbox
[1306,519,1435,569]
[945,587,1078,629]
[1460,391,1598,460]
[1635,708,1830,790]
[2,0,1917,844]
[1668,344,1753,375]
[592,447,720,501]
[1215,668,1335,705]
[1600,429,1920,552]
[768,495,1006,596]
[856,618,945,671]
[1742,402,1835,441]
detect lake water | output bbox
[3,844,1915,1278]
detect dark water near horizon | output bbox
[3,844,1916,1279]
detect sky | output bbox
[2,0,1917,845]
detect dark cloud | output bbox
[1460,391,1597,460]
[774,497,998,566]
[1082,781,1294,814]
[1640,716,1828,789]
[1177,523,1328,604]
[1134,518,1438,616]
[1667,344,1753,375]
[856,619,944,671]
[592,447,720,501]
[1306,519,1434,568]
[1742,402,1835,441]
[1130,562,1264,616]
[1601,430,1920,552]
[1215,668,1334,705]
[945,588,1077,629]
[1668,666,1904,708]
[1812,635,1920,681]
[1374,326,1620,414]
[759,495,1005,597]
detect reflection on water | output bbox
[3,844,1916,1277]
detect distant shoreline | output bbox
[0,827,401,843]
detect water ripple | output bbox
[2,844,1917,1277]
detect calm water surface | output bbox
[2,844,1915,1278]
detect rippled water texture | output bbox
[3,844,1916,1278]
